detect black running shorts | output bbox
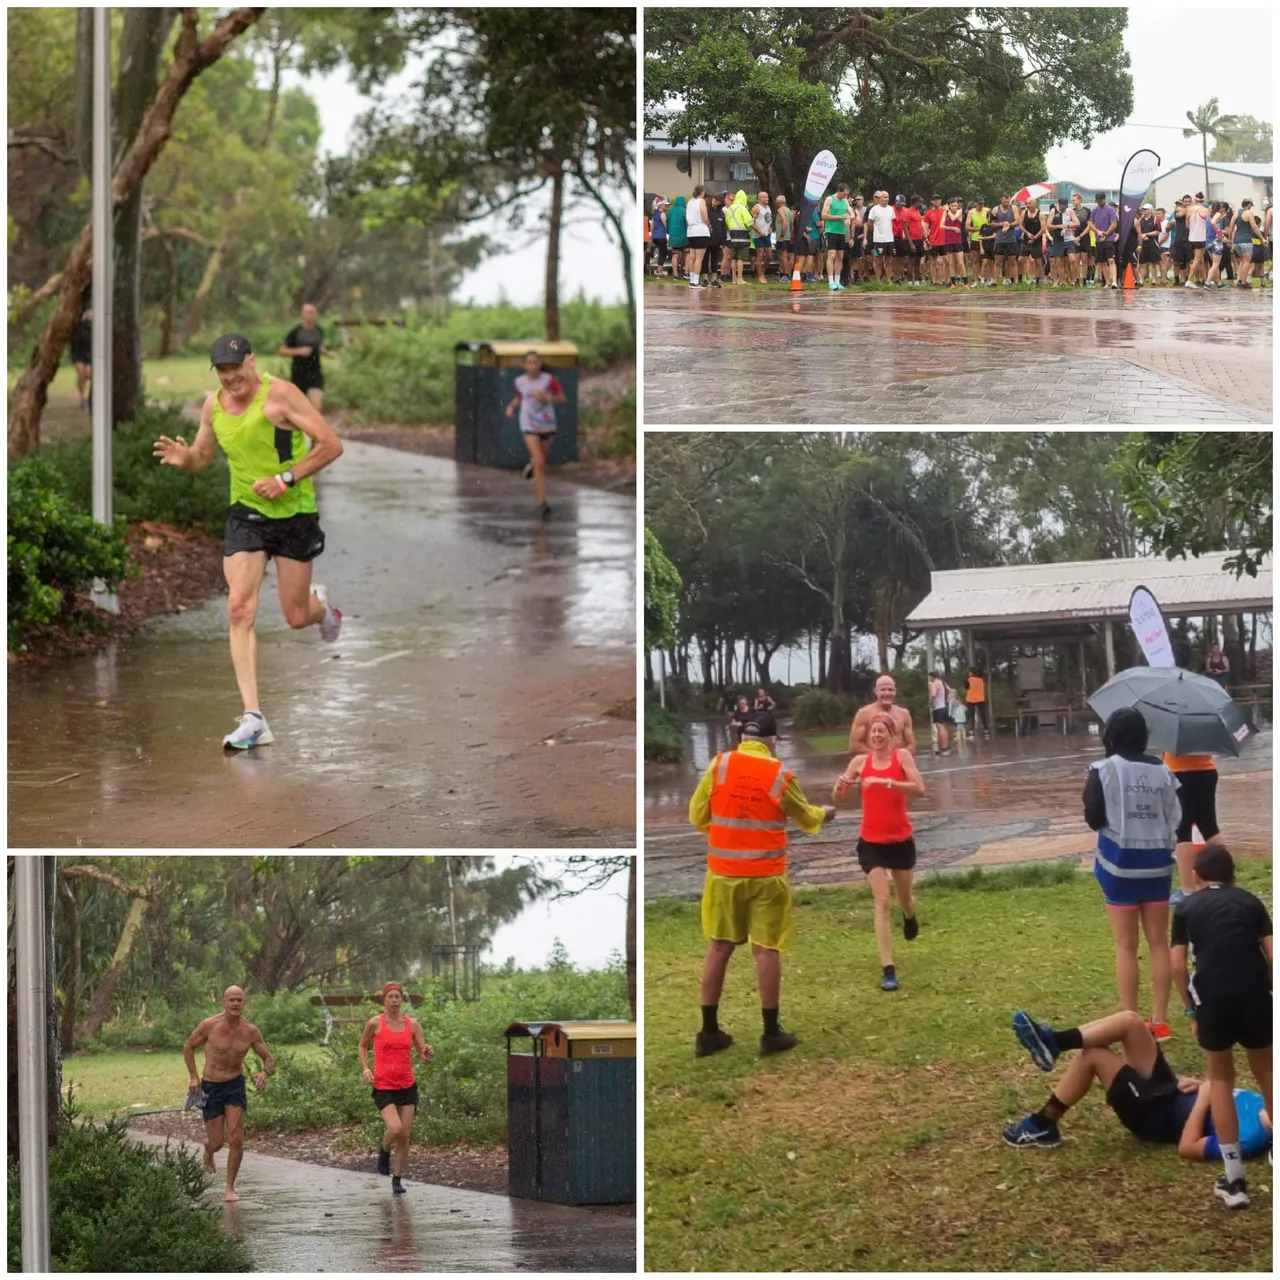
[372,1083,420,1110]
[825,232,847,252]
[1173,768,1219,843]
[995,241,1017,257]
[1194,991,1271,1053]
[856,837,917,873]
[1095,242,1117,263]
[1172,240,1192,265]
[223,503,326,562]
[1140,241,1161,264]
[1105,1050,1181,1142]
[930,708,949,725]
[201,1074,248,1121]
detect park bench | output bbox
[1015,692,1077,737]
[310,990,424,1045]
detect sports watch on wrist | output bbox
[280,470,296,488]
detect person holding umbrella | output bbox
[1084,708,1181,1043]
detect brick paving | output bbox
[644,284,1272,424]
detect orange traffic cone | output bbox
[790,264,803,291]
[1123,262,1135,289]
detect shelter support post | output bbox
[1104,618,1115,678]
[924,631,936,751]
[16,856,52,1272]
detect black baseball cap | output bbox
[742,711,778,738]
[210,333,252,367]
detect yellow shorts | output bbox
[701,870,793,953]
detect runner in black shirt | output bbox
[70,308,93,410]
[279,303,336,410]
[1171,844,1272,1209]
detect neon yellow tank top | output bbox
[210,373,317,517]
[969,209,988,241]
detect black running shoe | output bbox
[903,914,920,941]
[522,462,534,481]
[391,1175,406,1196]
[539,502,551,521]
[694,1028,734,1058]
[1215,1175,1249,1208]
[760,1028,799,1056]
[377,1145,391,1176]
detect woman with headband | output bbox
[835,711,926,991]
[358,981,435,1194]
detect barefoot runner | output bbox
[182,986,275,1202]
[836,712,926,991]
[848,673,918,756]
[359,981,435,1195]
[505,350,566,520]
[153,333,344,750]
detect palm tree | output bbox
[1183,99,1242,195]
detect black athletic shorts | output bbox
[201,1074,248,1122]
[71,347,92,366]
[1173,768,1219,843]
[856,837,917,873]
[1105,1050,1181,1143]
[1252,245,1266,264]
[372,1083,420,1110]
[1194,991,1271,1052]
[223,503,326,562]
[929,243,946,257]
[1172,240,1192,266]
[1023,242,1043,259]
[292,374,325,394]
[893,237,909,257]
[981,242,995,260]
[1139,241,1161,264]
[1095,242,1117,263]
[931,707,949,725]
[825,232,847,253]
[995,241,1017,257]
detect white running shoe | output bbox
[312,584,343,643]
[223,711,274,750]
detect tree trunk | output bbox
[625,856,636,1020]
[78,894,150,1041]
[112,9,179,426]
[574,166,635,343]
[7,7,265,460]
[58,875,81,1055]
[175,238,226,349]
[73,9,95,179]
[1248,611,1258,681]
[544,163,563,341]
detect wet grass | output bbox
[63,1044,328,1119]
[645,860,1272,1273]
[801,731,848,753]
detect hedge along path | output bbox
[8,7,264,461]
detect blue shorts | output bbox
[1094,861,1172,907]
[200,1074,248,1121]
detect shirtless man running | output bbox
[849,674,918,756]
[182,986,275,1201]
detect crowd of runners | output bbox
[687,674,1272,1211]
[646,187,1274,290]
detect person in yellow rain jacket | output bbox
[723,190,755,286]
[688,716,835,1059]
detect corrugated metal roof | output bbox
[907,553,1272,629]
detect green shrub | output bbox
[38,404,230,534]
[7,1109,251,1272]
[644,696,686,762]
[7,457,132,650]
[98,989,325,1053]
[791,688,854,729]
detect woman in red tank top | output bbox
[358,982,434,1193]
[835,713,926,991]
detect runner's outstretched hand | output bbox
[154,434,192,467]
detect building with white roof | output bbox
[1150,161,1272,211]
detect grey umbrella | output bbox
[1088,665,1257,757]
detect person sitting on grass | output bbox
[1171,843,1273,1209]
[1002,1008,1271,1165]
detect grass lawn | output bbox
[645,861,1273,1272]
[64,1044,328,1120]
[801,730,849,753]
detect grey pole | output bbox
[16,856,52,1273]
[90,6,118,613]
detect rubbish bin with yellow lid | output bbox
[454,341,579,469]
[505,1019,635,1205]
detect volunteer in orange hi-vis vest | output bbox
[965,665,987,738]
[688,714,835,1059]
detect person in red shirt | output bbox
[904,198,926,285]
[359,981,435,1194]
[890,195,909,284]
[835,713,927,990]
[922,194,946,287]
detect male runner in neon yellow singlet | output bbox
[153,333,344,750]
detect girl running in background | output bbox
[835,712,926,991]
[506,350,566,520]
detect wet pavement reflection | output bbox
[8,443,636,848]
[645,284,1273,423]
[130,1133,633,1272]
[645,718,1272,898]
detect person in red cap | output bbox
[358,982,435,1194]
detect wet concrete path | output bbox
[644,722,1272,899]
[130,1131,633,1272]
[645,284,1272,423]
[8,443,635,847]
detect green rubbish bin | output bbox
[505,1019,636,1205]
[454,341,579,469]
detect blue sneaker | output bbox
[1012,1011,1060,1071]
[880,971,899,992]
[1003,1114,1061,1148]
[1169,888,1188,906]
[222,710,274,750]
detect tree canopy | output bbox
[645,8,1134,205]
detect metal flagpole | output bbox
[16,856,52,1272]
[90,6,118,614]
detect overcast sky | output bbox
[485,857,628,971]
[1042,8,1270,187]
[283,59,630,308]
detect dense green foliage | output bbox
[644,525,682,651]
[7,1111,251,1272]
[7,458,132,649]
[791,688,854,730]
[323,301,632,424]
[644,696,687,762]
